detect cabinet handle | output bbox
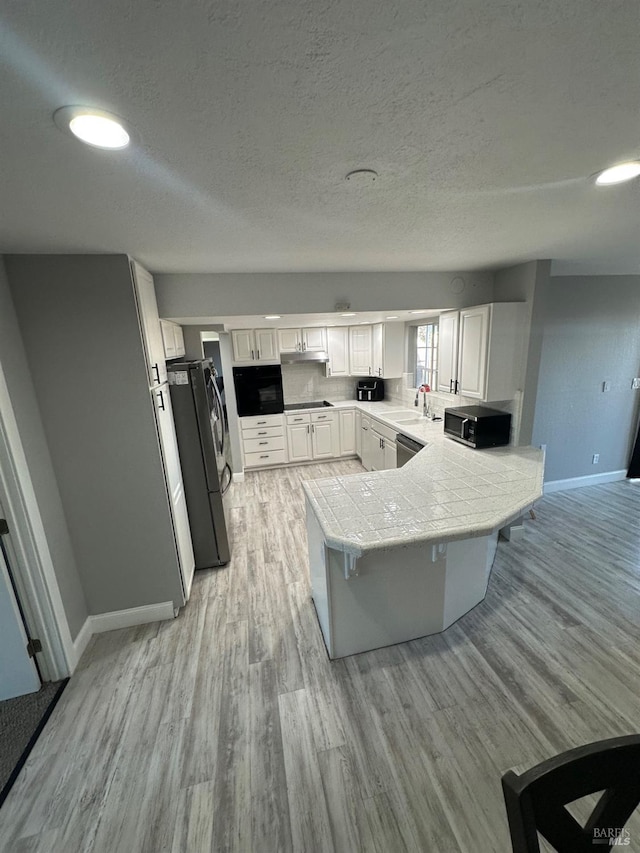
[312,425,315,433]
[257,420,267,425]
[303,341,306,351]
[363,426,368,431]
[328,367,332,376]
[256,349,260,359]
[317,415,327,419]
[294,417,303,422]
[449,379,453,393]
[454,379,459,394]
[307,425,310,434]
[260,454,269,459]
[251,350,255,360]
[259,441,268,445]
[157,389,165,411]
[152,363,161,384]
[368,366,372,375]
[257,431,267,435]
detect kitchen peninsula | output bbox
[303,403,544,658]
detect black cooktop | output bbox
[284,401,333,411]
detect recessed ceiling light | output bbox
[264,315,281,319]
[54,106,130,150]
[595,161,640,186]
[408,310,428,314]
[386,315,399,320]
[341,312,357,317]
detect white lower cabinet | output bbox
[360,416,375,471]
[384,438,397,470]
[363,415,398,471]
[339,409,356,456]
[355,410,362,458]
[287,420,312,463]
[241,414,287,468]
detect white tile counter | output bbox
[304,400,545,658]
[303,400,544,558]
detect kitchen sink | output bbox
[394,417,425,425]
[382,410,417,419]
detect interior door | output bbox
[0,531,40,700]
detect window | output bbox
[415,322,438,390]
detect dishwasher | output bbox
[396,433,425,467]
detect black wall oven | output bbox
[233,365,284,417]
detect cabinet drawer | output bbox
[243,436,285,453]
[244,449,287,468]
[241,414,284,430]
[286,412,311,425]
[242,425,283,440]
[311,411,337,423]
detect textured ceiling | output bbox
[1,0,638,273]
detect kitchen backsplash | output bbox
[282,363,356,403]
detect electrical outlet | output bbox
[602,380,611,392]
[539,443,547,452]
[592,453,600,464]
[632,378,640,390]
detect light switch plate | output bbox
[632,378,640,390]
[602,380,611,392]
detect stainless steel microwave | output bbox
[443,405,511,448]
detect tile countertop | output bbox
[302,400,545,558]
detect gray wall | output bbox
[531,275,640,482]
[154,270,495,319]
[7,255,184,615]
[494,260,551,445]
[0,258,88,639]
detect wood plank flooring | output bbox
[2,467,640,852]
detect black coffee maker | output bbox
[356,378,384,402]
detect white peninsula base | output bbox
[307,506,499,659]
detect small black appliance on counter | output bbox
[356,378,384,402]
[443,405,511,448]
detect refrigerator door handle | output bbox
[221,463,233,496]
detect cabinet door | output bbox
[312,420,339,459]
[372,323,384,377]
[370,430,386,471]
[287,423,312,462]
[278,328,301,353]
[339,409,356,456]
[438,311,459,393]
[326,327,349,376]
[160,319,177,359]
[458,305,490,399]
[302,327,326,352]
[173,324,185,357]
[254,329,278,362]
[232,329,255,363]
[131,261,167,387]
[349,326,373,376]
[383,438,397,470]
[153,385,195,601]
[361,417,374,470]
[355,410,362,458]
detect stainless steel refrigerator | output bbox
[167,360,232,568]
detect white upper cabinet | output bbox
[160,319,185,361]
[278,326,327,353]
[439,303,525,402]
[231,328,279,364]
[302,327,326,352]
[278,328,302,353]
[349,326,373,376]
[326,327,349,377]
[438,310,459,393]
[131,261,167,388]
[371,323,404,378]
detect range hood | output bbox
[280,350,330,364]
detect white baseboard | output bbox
[69,601,175,671]
[232,471,245,482]
[544,469,627,494]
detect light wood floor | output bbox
[2,466,640,852]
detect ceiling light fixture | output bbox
[595,161,640,186]
[408,310,428,314]
[264,315,281,319]
[386,315,399,320]
[341,312,356,317]
[54,106,130,150]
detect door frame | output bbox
[0,362,73,682]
